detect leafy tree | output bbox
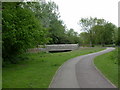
[2,2,49,62]
[79,32,90,46]
[25,1,81,45]
[25,1,67,44]
[90,25,104,45]
[117,27,120,45]
[79,17,105,46]
[48,19,66,44]
[89,22,116,46]
[78,17,118,47]
[65,28,80,44]
[103,23,116,44]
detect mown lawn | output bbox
[94,48,118,87]
[3,47,105,88]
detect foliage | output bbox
[79,17,117,47]
[79,32,90,46]
[64,28,80,44]
[2,2,81,63]
[23,1,80,44]
[3,1,118,64]
[116,27,120,45]
[2,2,49,62]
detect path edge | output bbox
[92,50,117,88]
[48,60,66,88]
[49,48,116,88]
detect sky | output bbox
[46,0,119,33]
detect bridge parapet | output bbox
[39,44,79,52]
[28,44,79,53]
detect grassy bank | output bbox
[94,48,118,87]
[3,47,105,88]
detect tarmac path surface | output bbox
[49,47,116,88]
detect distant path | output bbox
[49,47,116,88]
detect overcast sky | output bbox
[46,0,119,33]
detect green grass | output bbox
[94,48,118,87]
[3,47,105,88]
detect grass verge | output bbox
[94,48,118,87]
[3,47,105,88]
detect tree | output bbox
[48,19,66,44]
[65,28,80,44]
[79,17,101,46]
[90,22,116,46]
[90,25,104,45]
[79,17,118,47]
[116,27,120,45]
[79,17,109,46]
[103,23,116,44]
[25,1,68,44]
[79,32,90,46]
[2,2,49,63]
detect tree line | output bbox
[79,17,119,47]
[2,1,119,63]
[2,1,80,63]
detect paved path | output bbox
[49,48,116,88]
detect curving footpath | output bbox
[49,47,116,88]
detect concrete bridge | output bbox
[28,44,79,53]
[42,44,79,52]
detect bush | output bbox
[2,2,49,63]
